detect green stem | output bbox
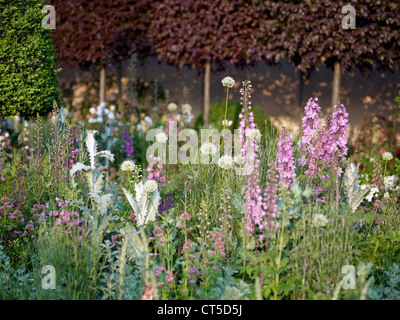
[274,215,286,300]
[383,160,388,184]
[221,87,230,154]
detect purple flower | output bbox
[299,98,349,197]
[238,81,266,235]
[122,131,135,159]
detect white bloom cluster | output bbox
[250,129,262,141]
[200,143,217,156]
[120,160,136,172]
[182,104,192,114]
[88,102,115,123]
[155,132,168,144]
[382,152,393,161]
[168,103,177,112]
[222,120,233,127]
[221,76,235,88]
[181,104,193,123]
[144,180,158,193]
[218,155,234,170]
[244,128,262,142]
[365,186,380,202]
[312,214,328,227]
[384,175,398,190]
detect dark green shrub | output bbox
[0,0,61,118]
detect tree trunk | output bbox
[203,61,211,127]
[117,63,124,112]
[13,116,19,132]
[99,65,106,104]
[332,61,341,107]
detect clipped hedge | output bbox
[0,0,61,118]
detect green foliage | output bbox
[195,101,277,141]
[0,0,61,117]
[0,245,34,300]
[34,223,99,299]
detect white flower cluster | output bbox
[365,186,379,202]
[384,175,398,191]
[181,104,193,123]
[200,143,217,156]
[244,128,262,142]
[222,119,233,127]
[88,102,115,123]
[155,132,168,144]
[144,180,158,193]
[250,129,262,141]
[168,103,177,112]
[312,214,328,227]
[382,152,393,161]
[218,155,234,170]
[120,160,136,172]
[182,104,192,114]
[221,76,235,88]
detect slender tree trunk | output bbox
[99,65,106,104]
[13,116,19,132]
[203,61,211,127]
[117,62,124,112]
[332,61,341,107]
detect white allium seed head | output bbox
[167,103,177,112]
[221,76,235,88]
[121,160,136,172]
[312,214,328,227]
[155,132,168,144]
[218,155,234,170]
[144,180,158,193]
[382,152,393,161]
[182,104,192,114]
[200,143,217,156]
[250,129,262,141]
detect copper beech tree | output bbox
[148,0,267,126]
[262,0,400,108]
[50,0,150,107]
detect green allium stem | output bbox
[221,87,230,154]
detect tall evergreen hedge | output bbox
[0,0,60,118]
